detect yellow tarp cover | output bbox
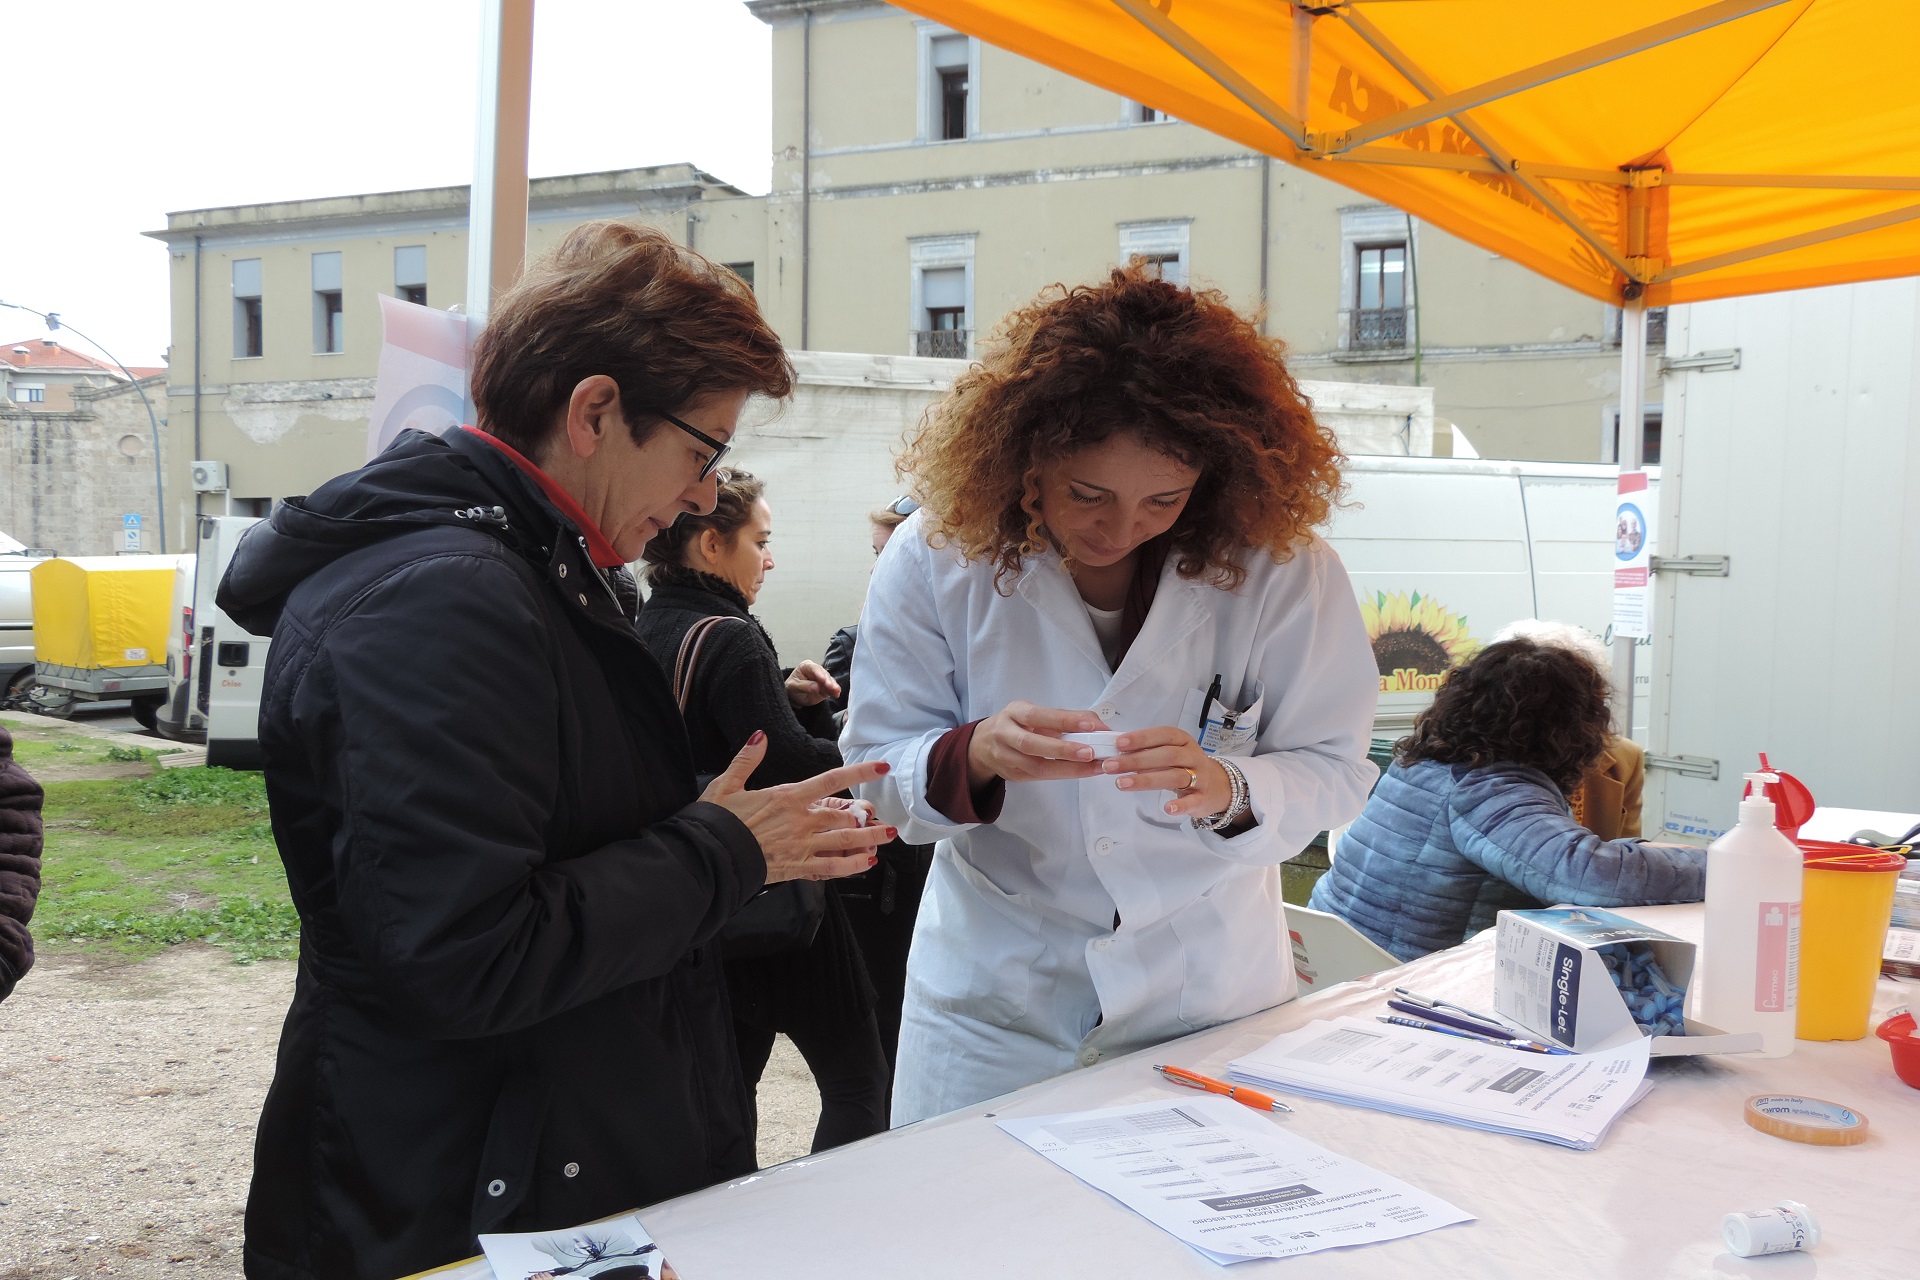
[31,557,176,670]
[899,1,1920,306]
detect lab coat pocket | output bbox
[1167,866,1295,1031]
[1206,681,1264,758]
[907,854,1048,1028]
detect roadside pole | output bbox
[1613,297,1646,735]
[463,0,535,421]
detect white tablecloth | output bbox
[424,905,1918,1278]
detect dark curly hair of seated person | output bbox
[1397,639,1614,795]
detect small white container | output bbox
[1722,1201,1820,1257]
[1061,731,1123,759]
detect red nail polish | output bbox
[868,854,879,867]
[749,730,766,745]
[886,826,899,840]
[875,762,891,775]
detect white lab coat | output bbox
[842,514,1380,1124]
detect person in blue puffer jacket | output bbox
[1309,635,1706,960]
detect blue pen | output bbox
[1393,987,1521,1034]
[1378,1014,1574,1056]
[1386,998,1518,1040]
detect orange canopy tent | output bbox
[895,0,1920,698]
[892,0,1920,309]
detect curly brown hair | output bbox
[470,221,793,457]
[899,266,1344,590]
[640,469,766,577]
[1397,640,1614,794]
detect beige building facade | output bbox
[144,1,1659,556]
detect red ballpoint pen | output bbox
[1153,1064,1294,1114]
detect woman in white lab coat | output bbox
[842,268,1380,1124]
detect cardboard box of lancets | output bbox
[1493,907,1763,1057]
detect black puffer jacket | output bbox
[217,428,763,1280]
[0,724,44,1002]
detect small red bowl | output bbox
[1876,1010,1920,1089]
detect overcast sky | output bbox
[0,1,771,368]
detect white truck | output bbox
[1644,279,1920,841]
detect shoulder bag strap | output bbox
[671,614,747,714]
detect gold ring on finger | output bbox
[1181,767,1199,792]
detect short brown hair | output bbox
[641,469,766,577]
[470,221,793,455]
[1397,639,1614,794]
[900,266,1344,591]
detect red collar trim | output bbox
[462,427,625,568]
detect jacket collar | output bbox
[459,427,625,568]
[644,564,753,620]
[443,428,635,634]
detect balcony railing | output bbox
[1350,307,1408,350]
[913,329,972,359]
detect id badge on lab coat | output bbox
[1178,684,1262,756]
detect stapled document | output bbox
[1227,1016,1652,1150]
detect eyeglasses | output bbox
[886,495,920,517]
[660,409,731,481]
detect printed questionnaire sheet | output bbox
[1228,1017,1652,1149]
[998,1096,1473,1264]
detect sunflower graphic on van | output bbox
[1361,591,1481,693]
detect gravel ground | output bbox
[0,948,822,1278]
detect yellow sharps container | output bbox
[1795,842,1907,1041]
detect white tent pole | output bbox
[464,0,535,419]
[1613,297,1647,735]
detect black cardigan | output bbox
[636,567,874,1028]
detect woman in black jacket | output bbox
[636,471,891,1154]
[215,223,892,1280]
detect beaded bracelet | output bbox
[1192,757,1250,832]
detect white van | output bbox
[1328,456,1657,739]
[153,516,270,765]
[0,551,42,702]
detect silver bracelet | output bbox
[1192,757,1251,832]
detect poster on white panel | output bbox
[366,294,473,460]
[1611,471,1654,637]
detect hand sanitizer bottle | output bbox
[1693,773,1803,1056]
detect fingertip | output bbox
[874,761,891,776]
[748,730,766,746]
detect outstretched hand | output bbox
[701,732,894,883]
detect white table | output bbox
[425,905,1917,1278]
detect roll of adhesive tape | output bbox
[1743,1094,1869,1146]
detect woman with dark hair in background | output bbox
[636,470,891,1154]
[217,222,891,1279]
[843,268,1380,1123]
[1309,636,1706,961]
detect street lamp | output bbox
[0,299,167,552]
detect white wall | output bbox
[732,353,1440,663]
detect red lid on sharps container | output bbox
[1748,753,1816,839]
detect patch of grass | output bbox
[3,718,159,770]
[49,898,299,964]
[36,767,294,963]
